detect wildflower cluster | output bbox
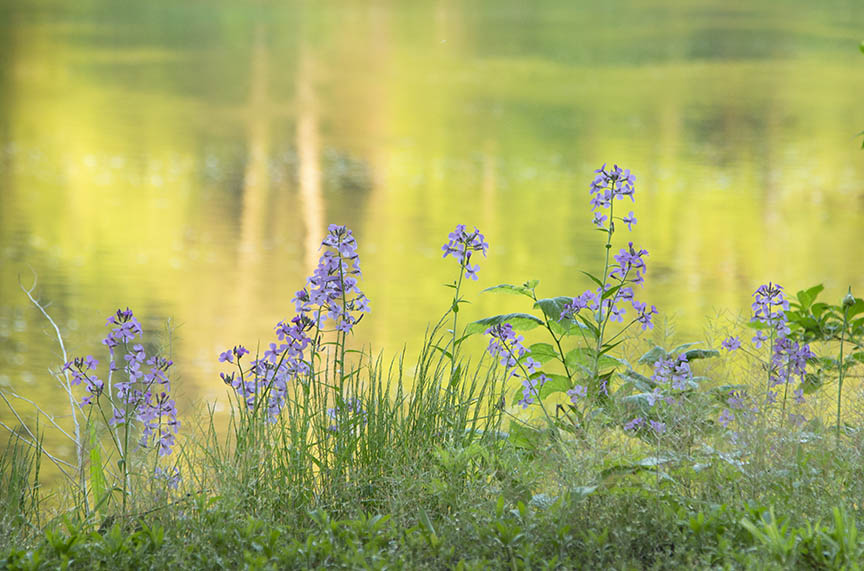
[485,323,546,408]
[294,224,370,333]
[621,354,692,436]
[721,282,814,425]
[589,163,636,230]
[64,308,180,457]
[651,354,693,392]
[623,416,666,435]
[219,316,314,420]
[62,356,102,405]
[442,224,489,281]
[561,167,657,333]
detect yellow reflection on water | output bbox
[1,0,863,484]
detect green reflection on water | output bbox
[1,0,863,475]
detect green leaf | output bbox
[89,427,109,514]
[570,486,598,500]
[682,349,720,361]
[482,283,536,299]
[618,369,655,391]
[811,302,830,319]
[508,421,543,449]
[670,342,701,354]
[848,351,864,364]
[796,284,824,310]
[638,346,667,366]
[534,297,574,321]
[565,348,621,372]
[860,40,864,54]
[549,318,590,337]
[464,313,544,337]
[801,373,824,394]
[430,344,454,361]
[525,343,560,364]
[511,373,571,404]
[538,373,572,399]
[847,298,864,319]
[580,271,603,288]
[619,393,657,415]
[601,284,622,301]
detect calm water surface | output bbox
[1,1,863,456]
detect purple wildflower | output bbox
[609,242,649,284]
[718,409,734,428]
[649,420,666,435]
[752,330,768,349]
[567,385,588,404]
[727,390,747,410]
[590,164,636,211]
[631,300,658,330]
[293,225,370,334]
[793,388,805,405]
[751,282,790,336]
[624,417,644,431]
[517,374,549,409]
[622,211,637,231]
[442,224,489,280]
[153,466,181,490]
[721,336,741,351]
[592,212,607,229]
[560,289,601,320]
[219,316,313,421]
[652,354,692,391]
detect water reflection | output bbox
[0,0,863,480]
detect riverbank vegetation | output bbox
[3,167,864,569]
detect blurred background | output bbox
[1,0,863,444]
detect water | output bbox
[1,0,863,454]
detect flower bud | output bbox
[842,288,855,310]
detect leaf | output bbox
[682,349,720,361]
[811,302,830,319]
[801,373,823,394]
[482,283,536,299]
[618,369,655,391]
[430,344,454,360]
[796,284,824,310]
[570,486,598,500]
[619,393,656,415]
[464,313,544,337]
[638,346,667,366]
[670,342,701,354]
[510,373,571,405]
[549,318,591,337]
[860,41,864,54]
[525,343,560,364]
[565,348,621,372]
[534,297,574,321]
[89,427,108,514]
[601,284,622,301]
[848,351,864,364]
[581,271,604,288]
[538,373,571,399]
[847,299,864,319]
[508,421,543,449]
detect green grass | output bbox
[4,319,864,570]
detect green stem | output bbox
[449,251,467,382]
[837,307,849,443]
[591,200,615,394]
